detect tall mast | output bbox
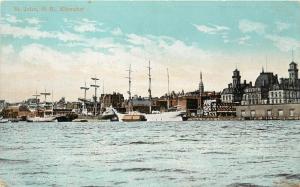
[91,77,99,116]
[102,80,105,95]
[51,89,54,115]
[40,89,50,117]
[100,80,105,114]
[80,82,89,114]
[148,60,152,113]
[167,68,170,110]
[265,56,268,72]
[32,90,40,112]
[40,89,50,103]
[80,82,89,100]
[126,64,132,112]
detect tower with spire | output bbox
[199,71,204,95]
[198,71,204,112]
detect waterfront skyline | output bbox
[1,1,300,102]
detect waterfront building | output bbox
[203,99,217,116]
[269,61,300,104]
[66,101,81,112]
[241,68,278,105]
[241,86,262,105]
[55,97,67,109]
[221,69,250,104]
[1,105,31,119]
[131,95,152,113]
[100,92,124,109]
[179,91,221,116]
[236,103,300,120]
[0,100,7,112]
[177,95,198,116]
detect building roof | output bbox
[255,72,278,88]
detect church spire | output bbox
[200,71,203,82]
[199,71,204,95]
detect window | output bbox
[251,110,256,117]
[278,109,283,117]
[289,109,295,117]
[241,110,246,117]
[267,110,272,117]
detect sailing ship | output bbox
[102,61,187,122]
[144,62,187,121]
[26,90,56,122]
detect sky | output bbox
[1,1,300,102]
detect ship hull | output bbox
[145,111,185,122]
[26,117,56,122]
[56,113,78,122]
[102,107,186,122]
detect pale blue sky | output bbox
[1,1,300,101]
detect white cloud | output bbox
[0,36,230,101]
[74,19,97,33]
[64,18,104,33]
[19,44,76,69]
[0,35,295,102]
[54,31,83,42]
[127,34,154,46]
[265,34,300,52]
[221,34,230,43]
[275,21,290,32]
[193,24,230,35]
[0,44,14,56]
[1,16,298,101]
[239,19,266,34]
[0,23,52,39]
[111,27,123,36]
[0,23,85,42]
[25,17,41,25]
[238,35,251,45]
[5,14,22,24]
[0,21,125,51]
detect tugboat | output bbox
[102,107,146,122]
[56,113,78,122]
[122,112,147,122]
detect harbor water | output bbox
[0,121,299,187]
